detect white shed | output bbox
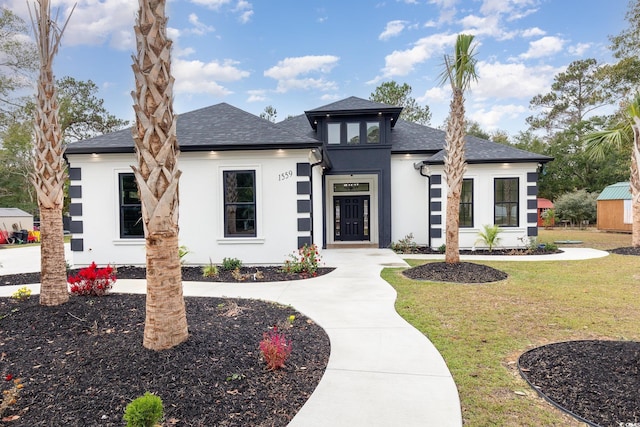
[0,208,34,232]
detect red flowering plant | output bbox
[259,326,292,371]
[282,244,322,278]
[68,262,116,296]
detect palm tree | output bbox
[585,95,640,247]
[28,0,74,306]
[132,0,188,350]
[440,34,478,264]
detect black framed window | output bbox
[494,178,519,226]
[224,170,256,237]
[459,178,473,227]
[366,122,380,143]
[119,173,144,238]
[346,123,360,144]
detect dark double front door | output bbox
[334,196,369,241]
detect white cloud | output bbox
[264,55,339,93]
[519,36,565,59]
[173,58,250,96]
[568,42,591,56]
[265,55,339,79]
[234,0,254,23]
[521,27,545,38]
[474,60,562,100]
[189,0,232,9]
[187,13,215,35]
[379,20,408,40]
[45,0,137,50]
[376,33,457,78]
[459,14,515,40]
[418,86,448,104]
[247,89,267,103]
[467,103,527,130]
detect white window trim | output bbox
[216,165,264,244]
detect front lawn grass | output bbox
[382,229,639,426]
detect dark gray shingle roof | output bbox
[66,103,321,154]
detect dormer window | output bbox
[325,121,381,145]
[366,122,380,143]
[328,123,341,144]
[347,123,360,144]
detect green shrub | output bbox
[123,392,163,427]
[475,224,502,252]
[221,257,242,271]
[390,233,417,254]
[178,246,190,265]
[282,244,322,277]
[202,258,219,278]
[437,244,446,253]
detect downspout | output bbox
[415,161,432,248]
[309,148,325,247]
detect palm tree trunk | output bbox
[631,117,640,247]
[444,90,467,264]
[133,0,188,350]
[29,0,72,306]
[38,206,68,305]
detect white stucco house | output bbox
[64,97,552,267]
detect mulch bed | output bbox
[609,246,640,256]
[0,266,335,288]
[0,266,333,426]
[0,294,330,426]
[519,340,640,426]
[402,262,508,283]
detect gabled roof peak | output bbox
[304,96,402,129]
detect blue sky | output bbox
[6,0,630,135]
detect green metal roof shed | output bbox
[597,182,631,201]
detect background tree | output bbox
[370,81,432,125]
[554,189,598,227]
[440,34,478,264]
[259,105,277,123]
[132,0,189,350]
[585,95,640,246]
[0,8,38,125]
[28,0,74,306]
[56,77,129,142]
[0,121,36,213]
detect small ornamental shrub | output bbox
[68,262,116,296]
[123,392,164,427]
[475,224,502,252]
[390,233,418,254]
[178,245,190,265]
[221,257,242,271]
[259,326,292,371]
[11,287,31,301]
[202,259,219,278]
[282,244,321,277]
[437,244,446,253]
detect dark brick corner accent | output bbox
[69,167,82,181]
[296,163,311,177]
[297,181,311,195]
[70,221,84,234]
[527,199,537,210]
[527,226,538,237]
[527,185,538,196]
[70,238,84,252]
[430,227,442,239]
[527,172,538,182]
[431,174,442,185]
[297,218,311,232]
[69,185,82,199]
[297,199,311,213]
[430,187,442,199]
[297,236,312,248]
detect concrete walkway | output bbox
[0,244,610,426]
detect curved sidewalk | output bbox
[0,247,463,427]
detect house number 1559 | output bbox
[278,170,293,181]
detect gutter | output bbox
[414,161,433,249]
